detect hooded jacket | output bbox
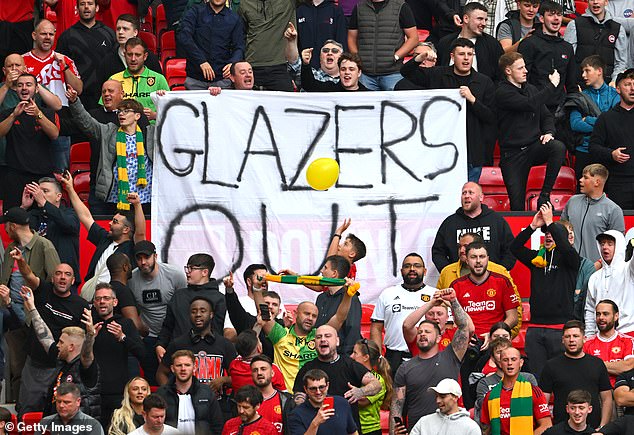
[409,408,481,435]
[432,204,516,272]
[563,9,627,83]
[511,222,580,325]
[157,279,226,348]
[518,27,577,109]
[585,230,634,335]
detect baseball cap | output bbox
[134,240,156,257]
[428,378,462,397]
[596,232,616,243]
[615,68,634,86]
[0,207,30,225]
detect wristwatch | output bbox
[36,112,43,120]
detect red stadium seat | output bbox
[160,31,177,65]
[512,328,527,351]
[525,166,576,209]
[575,1,586,14]
[70,141,91,175]
[482,195,511,212]
[74,172,91,205]
[527,193,573,211]
[522,302,530,322]
[156,4,168,36]
[361,304,374,324]
[165,58,187,90]
[479,166,507,195]
[380,410,390,434]
[139,31,158,55]
[21,412,43,435]
[417,29,430,41]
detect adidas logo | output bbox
[464,292,470,298]
[394,296,400,300]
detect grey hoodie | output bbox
[409,408,481,435]
[585,230,634,335]
[563,9,629,82]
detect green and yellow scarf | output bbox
[115,126,147,210]
[531,243,555,268]
[487,374,533,435]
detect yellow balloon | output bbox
[306,158,340,191]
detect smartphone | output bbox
[393,416,404,426]
[323,396,334,410]
[259,303,271,321]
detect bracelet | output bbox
[63,65,69,72]
[333,234,342,238]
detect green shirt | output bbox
[105,67,169,123]
[268,322,317,391]
[359,371,386,434]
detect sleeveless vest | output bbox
[356,0,406,75]
[574,16,620,81]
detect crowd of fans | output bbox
[2,0,634,433]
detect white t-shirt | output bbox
[176,394,196,434]
[127,424,181,434]
[371,284,437,352]
[94,242,117,284]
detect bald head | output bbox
[295,302,318,335]
[32,20,56,53]
[3,54,25,86]
[461,181,483,215]
[102,80,124,111]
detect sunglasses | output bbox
[321,47,341,54]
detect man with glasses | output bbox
[284,29,344,87]
[90,283,144,427]
[288,369,359,435]
[155,253,226,363]
[370,253,437,376]
[67,83,155,213]
[292,325,381,431]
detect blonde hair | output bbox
[108,377,150,435]
[62,326,85,339]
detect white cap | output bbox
[428,378,462,397]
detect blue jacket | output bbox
[570,82,619,153]
[296,0,348,69]
[178,3,245,81]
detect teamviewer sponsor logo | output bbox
[464,300,496,312]
[392,304,402,313]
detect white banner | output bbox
[152,89,467,303]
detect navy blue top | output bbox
[178,3,245,80]
[288,395,357,435]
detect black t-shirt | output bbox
[540,354,612,428]
[348,2,416,29]
[161,331,237,383]
[29,282,90,367]
[45,358,98,415]
[2,107,58,174]
[615,369,634,415]
[110,281,137,316]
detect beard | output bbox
[403,274,423,286]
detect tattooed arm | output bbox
[389,385,406,434]
[440,288,475,362]
[80,308,99,368]
[21,286,54,352]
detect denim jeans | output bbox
[359,72,403,91]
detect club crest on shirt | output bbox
[421,294,431,302]
[307,339,316,350]
[486,288,496,297]
[147,77,156,86]
[612,346,622,354]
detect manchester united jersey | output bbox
[451,272,519,337]
[584,331,634,385]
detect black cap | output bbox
[596,233,616,242]
[134,240,156,257]
[616,68,634,86]
[0,207,30,225]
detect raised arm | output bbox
[326,279,358,331]
[128,192,146,243]
[80,308,98,368]
[57,170,95,231]
[21,286,55,352]
[250,276,276,335]
[402,297,444,344]
[445,289,475,361]
[36,83,63,111]
[10,249,40,289]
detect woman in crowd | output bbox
[351,338,393,435]
[109,377,151,435]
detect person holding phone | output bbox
[288,369,358,435]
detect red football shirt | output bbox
[258,391,284,434]
[407,327,455,356]
[228,356,287,392]
[0,0,34,22]
[584,332,634,385]
[222,416,279,435]
[481,384,551,435]
[452,272,520,337]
